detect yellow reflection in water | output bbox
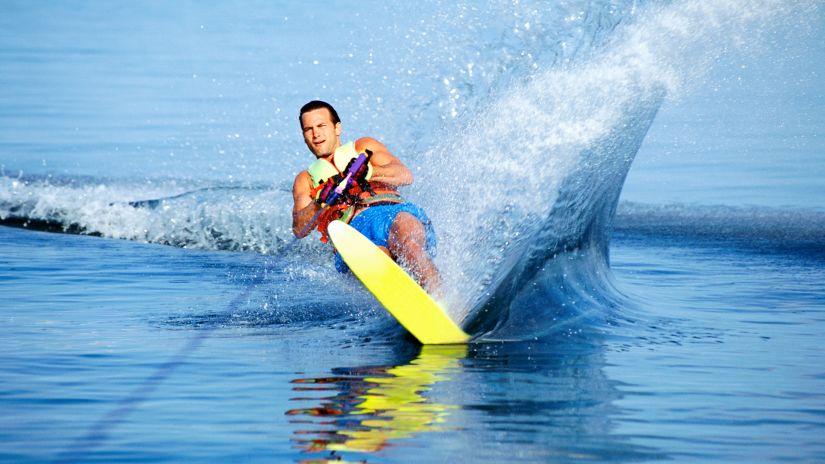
[287,345,466,459]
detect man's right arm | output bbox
[292,171,322,238]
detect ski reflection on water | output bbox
[286,345,466,457]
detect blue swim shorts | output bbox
[334,202,437,273]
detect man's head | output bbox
[299,100,341,159]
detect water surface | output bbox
[2,1,824,462]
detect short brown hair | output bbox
[299,100,340,125]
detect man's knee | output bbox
[390,212,425,243]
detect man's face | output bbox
[301,108,341,158]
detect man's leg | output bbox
[387,212,441,293]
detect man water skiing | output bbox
[291,100,440,292]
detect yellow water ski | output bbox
[327,220,470,345]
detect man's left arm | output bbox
[355,137,413,187]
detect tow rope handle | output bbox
[324,149,373,206]
[354,149,376,196]
[298,149,374,239]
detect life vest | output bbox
[306,141,404,243]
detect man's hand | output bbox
[344,153,370,185]
[315,177,342,206]
[351,158,370,184]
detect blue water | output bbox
[2,1,824,462]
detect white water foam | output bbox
[0,0,817,331]
[411,0,817,321]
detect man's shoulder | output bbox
[354,137,386,152]
[293,169,311,188]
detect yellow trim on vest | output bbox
[306,159,338,189]
[306,141,373,189]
